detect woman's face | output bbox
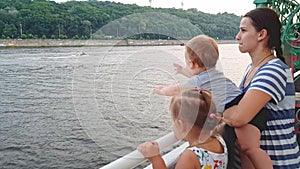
[236,17,260,53]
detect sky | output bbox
[54,0,257,16]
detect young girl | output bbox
[137,89,228,169]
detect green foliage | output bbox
[20,34,27,39]
[60,34,68,39]
[0,0,242,40]
[27,34,34,39]
[97,12,203,40]
[3,24,17,38]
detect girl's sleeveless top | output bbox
[187,135,228,169]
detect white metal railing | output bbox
[100,132,188,169]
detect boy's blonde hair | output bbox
[185,35,219,69]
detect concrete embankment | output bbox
[0,39,185,47]
[0,39,236,47]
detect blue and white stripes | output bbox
[241,58,300,169]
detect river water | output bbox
[0,44,250,169]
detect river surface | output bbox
[0,44,250,169]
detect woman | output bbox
[223,8,300,169]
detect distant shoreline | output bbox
[0,39,237,48]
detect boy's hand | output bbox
[173,63,192,78]
[173,63,184,75]
[153,85,166,95]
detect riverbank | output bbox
[0,39,237,47]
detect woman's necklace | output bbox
[245,53,273,80]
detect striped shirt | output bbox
[240,58,300,169]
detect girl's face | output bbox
[235,17,260,53]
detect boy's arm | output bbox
[153,84,181,96]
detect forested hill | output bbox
[0,0,242,40]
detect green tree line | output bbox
[0,0,242,40]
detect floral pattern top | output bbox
[187,135,228,169]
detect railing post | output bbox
[292,40,300,141]
[253,0,271,8]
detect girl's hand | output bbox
[137,141,160,162]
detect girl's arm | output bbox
[137,141,167,169]
[148,155,167,169]
[175,150,200,169]
[153,84,181,96]
[138,143,200,169]
[174,63,193,78]
[223,89,272,127]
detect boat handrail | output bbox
[100,132,182,169]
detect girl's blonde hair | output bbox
[170,88,218,130]
[185,35,219,68]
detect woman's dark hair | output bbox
[244,8,285,63]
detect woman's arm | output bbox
[223,89,272,127]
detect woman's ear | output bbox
[258,29,268,41]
